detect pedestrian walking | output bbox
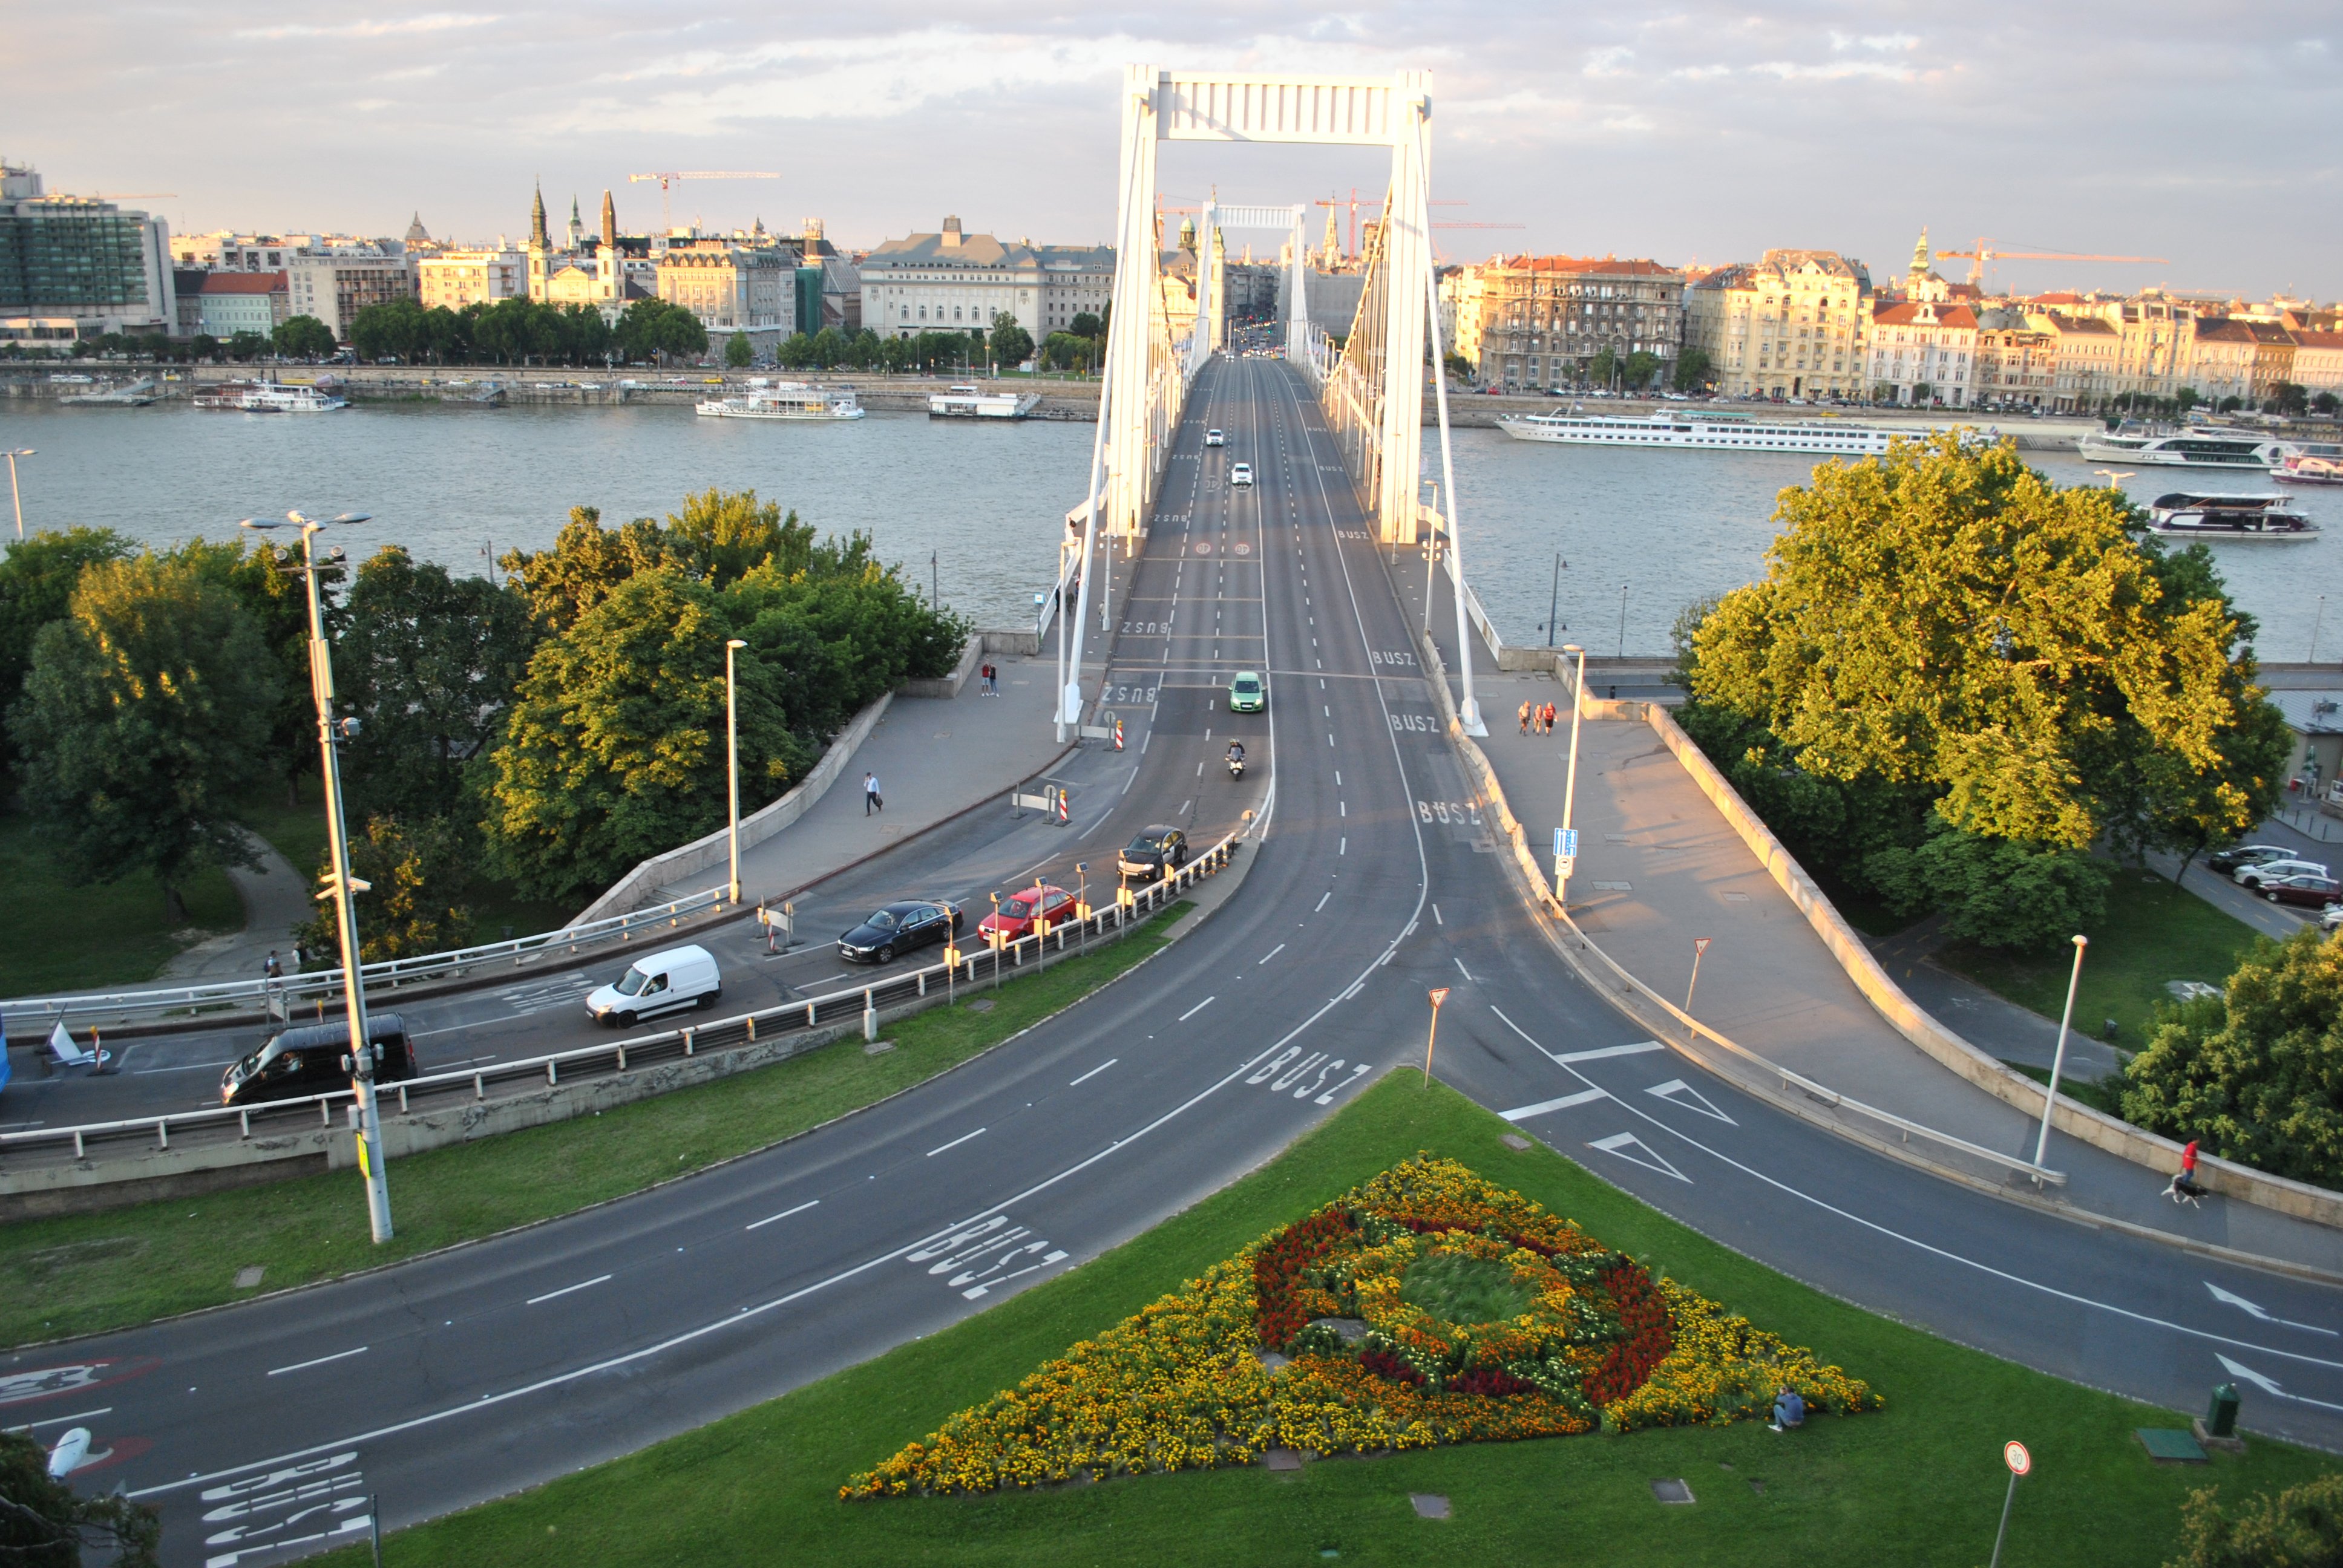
[980,662,996,696]
[2164,1136,2207,1206]
[864,771,883,815]
[1518,699,1532,735]
[1545,701,1558,735]
[262,950,283,984]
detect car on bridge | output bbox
[978,884,1077,943]
[1229,671,1265,713]
[1230,462,1253,486]
[2255,872,2341,910]
[1118,826,1190,880]
[837,900,964,964]
[1205,428,1224,447]
[585,944,723,1027]
[221,1014,418,1108]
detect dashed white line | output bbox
[1556,1040,1666,1064]
[1454,957,1476,984]
[926,1127,987,1158]
[1178,995,1217,1022]
[1069,1058,1118,1086]
[526,1274,613,1307]
[1339,836,1347,855]
[1432,904,1443,925]
[1259,943,1286,965]
[746,1200,819,1231]
[1315,891,1332,912]
[268,1346,369,1377]
[3,1405,112,1434]
[1500,1089,1608,1122]
[1340,801,1346,817]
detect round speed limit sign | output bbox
[2004,1440,2031,1476]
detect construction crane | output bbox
[1316,189,1468,258]
[627,171,782,235]
[1936,239,2168,289]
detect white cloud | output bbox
[235,12,502,41]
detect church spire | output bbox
[529,182,549,250]
[600,189,617,248]
[1909,226,1931,278]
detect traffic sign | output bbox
[1694,936,1712,958]
[2004,1440,2030,1476]
[1556,828,1578,858]
[1429,987,1451,1007]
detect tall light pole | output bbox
[2033,935,2089,1172]
[1558,644,1587,905]
[4,448,31,540]
[238,510,393,1244]
[725,638,747,906]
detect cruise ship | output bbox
[696,381,865,420]
[2145,492,2320,541]
[1496,410,1904,456]
[192,380,347,413]
[928,384,1039,420]
[2073,423,2281,469]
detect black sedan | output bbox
[837,900,963,964]
[1118,825,1189,880]
[2207,843,2295,875]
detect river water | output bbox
[2,397,2334,659]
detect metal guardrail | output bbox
[0,889,726,1031]
[0,835,1241,1171]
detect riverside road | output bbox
[5,358,2339,1566]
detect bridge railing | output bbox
[0,889,727,1033]
[0,832,1247,1172]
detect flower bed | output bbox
[844,1157,1878,1498]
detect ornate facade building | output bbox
[1684,248,1872,400]
[1446,253,1685,391]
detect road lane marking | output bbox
[1556,1040,1665,1064]
[746,1200,820,1231]
[267,1347,368,1377]
[1259,944,1286,964]
[1340,801,1346,817]
[1589,1132,1691,1182]
[525,1274,613,1306]
[2,1405,112,1434]
[1647,1079,1737,1124]
[1315,891,1332,912]
[1500,1089,1608,1122]
[1178,996,1217,1022]
[925,1127,987,1158]
[1432,904,1443,924]
[1454,958,1475,984]
[1069,1058,1118,1086]
[1339,837,1346,855]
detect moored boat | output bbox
[2273,445,2343,486]
[928,384,1037,419]
[1496,409,1904,456]
[192,379,348,413]
[2075,423,2280,469]
[696,380,865,420]
[2145,491,2320,540]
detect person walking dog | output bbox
[864,772,883,815]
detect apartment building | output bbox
[196,270,288,339]
[0,160,175,340]
[1868,300,1981,406]
[1684,249,1871,400]
[417,247,526,312]
[285,249,415,341]
[656,240,796,344]
[1448,253,1685,390]
[1972,308,2057,407]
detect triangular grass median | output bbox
[322,1075,2336,1568]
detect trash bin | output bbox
[2206,1382,2240,1438]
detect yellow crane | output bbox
[626,171,782,236]
[1936,239,2168,289]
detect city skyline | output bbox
[13,2,2336,299]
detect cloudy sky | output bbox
[13,3,2336,298]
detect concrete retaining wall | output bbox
[899,636,983,701]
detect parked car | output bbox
[1229,670,1266,712]
[1118,826,1190,880]
[584,943,723,1027]
[2235,858,2331,889]
[2323,903,2343,933]
[2207,843,2296,875]
[221,1013,416,1108]
[977,884,1076,942]
[837,899,963,964]
[2257,872,2342,910]
[1230,462,1254,487]
[1204,428,1224,447]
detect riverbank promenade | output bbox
[1403,565,2343,1278]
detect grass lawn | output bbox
[1939,873,2261,1049]
[0,903,1190,1347]
[2004,1060,2126,1119]
[0,810,241,997]
[314,1074,2335,1568]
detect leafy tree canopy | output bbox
[2166,1468,2343,1567]
[0,526,136,724]
[272,314,337,359]
[0,1428,162,1566]
[500,492,819,636]
[297,812,476,962]
[989,310,1034,368]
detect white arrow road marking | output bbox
[1646,1079,1737,1124]
[1501,1089,1608,1122]
[2207,1283,2338,1336]
[2215,1354,2343,1414]
[1588,1132,1691,1183]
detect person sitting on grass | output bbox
[1770,1385,1806,1432]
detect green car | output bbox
[1229,671,1265,713]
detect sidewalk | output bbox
[1407,568,2343,1277]
[664,652,1064,906]
[157,828,312,985]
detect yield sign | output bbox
[1588,1132,1689,1183]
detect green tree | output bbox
[725,332,753,368]
[1673,347,1712,393]
[1588,347,1617,389]
[226,330,270,361]
[2120,927,2343,1186]
[0,526,136,725]
[1069,311,1102,341]
[2165,1472,2343,1567]
[775,332,814,368]
[8,554,281,920]
[2263,381,2309,418]
[500,492,816,636]
[614,298,707,365]
[273,314,337,359]
[349,299,422,361]
[1863,821,2107,952]
[0,1428,162,1566]
[2175,387,2201,412]
[989,310,1034,369]
[2313,390,2339,416]
[295,812,476,961]
[1624,350,1659,390]
[189,332,220,361]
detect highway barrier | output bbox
[0,829,1248,1218]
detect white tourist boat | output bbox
[2273,444,2343,486]
[695,380,865,420]
[58,376,158,406]
[1496,409,1902,456]
[2073,423,2281,469]
[928,384,1038,420]
[2145,492,2320,541]
[192,379,348,413]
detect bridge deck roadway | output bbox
[7,360,2339,1567]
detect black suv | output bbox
[221,1014,418,1107]
[1118,826,1190,880]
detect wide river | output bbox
[3,396,2335,659]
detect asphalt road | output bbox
[6,358,2339,1567]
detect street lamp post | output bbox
[2032,935,2089,1172]
[1558,644,1587,905]
[724,638,747,906]
[238,510,393,1244]
[4,448,32,540]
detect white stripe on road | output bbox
[1315,891,1332,912]
[925,1127,986,1158]
[1178,996,1217,1022]
[525,1274,612,1307]
[267,1347,368,1377]
[1500,1089,1608,1122]
[746,1200,819,1232]
[1069,1059,1118,1086]
[1259,944,1285,965]
[1454,957,1476,984]
[1556,1040,1665,1065]
[2,1406,111,1434]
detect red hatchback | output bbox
[978,884,1076,942]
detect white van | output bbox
[585,944,723,1027]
